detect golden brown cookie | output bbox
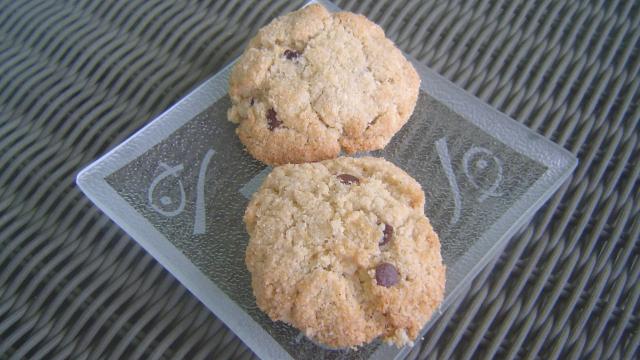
[228,4,420,165]
[244,157,445,348]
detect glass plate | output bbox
[77,1,577,359]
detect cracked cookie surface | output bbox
[228,4,420,165]
[244,157,445,348]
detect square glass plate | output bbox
[77,1,577,359]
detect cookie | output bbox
[244,157,445,348]
[228,4,420,165]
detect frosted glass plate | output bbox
[77,1,577,359]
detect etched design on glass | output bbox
[436,137,505,225]
[462,146,503,202]
[435,138,462,225]
[194,149,216,234]
[147,149,216,235]
[240,166,272,200]
[148,163,186,217]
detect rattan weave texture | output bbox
[0,0,638,359]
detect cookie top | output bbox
[244,157,445,348]
[228,4,420,165]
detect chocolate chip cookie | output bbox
[228,4,420,165]
[244,157,445,348]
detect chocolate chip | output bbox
[375,263,399,287]
[250,98,255,106]
[266,108,282,130]
[284,49,301,60]
[379,223,393,246]
[336,174,360,185]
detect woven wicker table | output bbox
[1,0,638,359]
